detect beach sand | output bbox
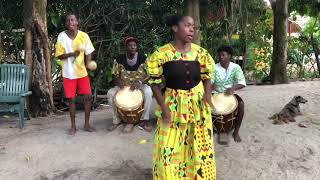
[0,81,319,180]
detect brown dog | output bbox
[269,96,308,124]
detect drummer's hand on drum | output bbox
[161,106,171,124]
[212,84,219,92]
[118,81,125,89]
[129,81,142,91]
[225,87,235,95]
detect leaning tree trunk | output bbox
[187,0,201,45]
[24,0,54,117]
[269,0,289,84]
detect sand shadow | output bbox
[36,160,152,180]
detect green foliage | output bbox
[288,37,313,66]
[47,0,185,89]
[201,0,271,59]
[289,0,320,17]
[246,42,272,81]
[303,17,320,39]
[0,0,24,63]
[2,0,280,88]
[286,1,320,79]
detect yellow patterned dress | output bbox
[147,43,216,180]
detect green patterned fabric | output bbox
[211,62,246,93]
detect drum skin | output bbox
[211,93,238,133]
[114,86,145,124]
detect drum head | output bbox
[114,86,144,110]
[211,93,238,115]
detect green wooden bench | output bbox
[0,64,32,128]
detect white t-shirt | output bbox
[55,30,95,79]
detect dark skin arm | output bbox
[130,77,149,91]
[113,75,125,89]
[130,67,150,91]
[203,79,214,108]
[225,84,245,95]
[57,50,80,60]
[211,83,219,92]
[151,84,171,123]
[85,54,92,66]
[130,81,141,91]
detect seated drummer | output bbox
[107,36,153,133]
[211,45,246,142]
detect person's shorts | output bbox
[63,76,91,99]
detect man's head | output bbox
[217,45,233,64]
[124,37,138,56]
[65,14,78,32]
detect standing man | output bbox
[107,37,153,133]
[55,14,95,135]
[211,45,246,143]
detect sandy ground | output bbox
[0,81,320,180]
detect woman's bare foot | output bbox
[232,132,242,142]
[84,125,96,132]
[68,127,77,135]
[123,124,134,133]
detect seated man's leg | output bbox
[138,84,153,132]
[63,77,77,135]
[233,94,244,142]
[106,86,121,131]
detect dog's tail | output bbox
[269,114,282,124]
[268,114,277,120]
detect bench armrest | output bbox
[21,91,32,97]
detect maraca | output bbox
[87,61,97,71]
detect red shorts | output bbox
[63,76,91,99]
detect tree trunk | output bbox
[24,0,54,117]
[187,0,201,45]
[311,35,320,77]
[270,0,289,84]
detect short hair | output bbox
[64,13,77,23]
[166,15,185,27]
[217,45,233,56]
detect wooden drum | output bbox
[211,93,238,133]
[114,86,144,124]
